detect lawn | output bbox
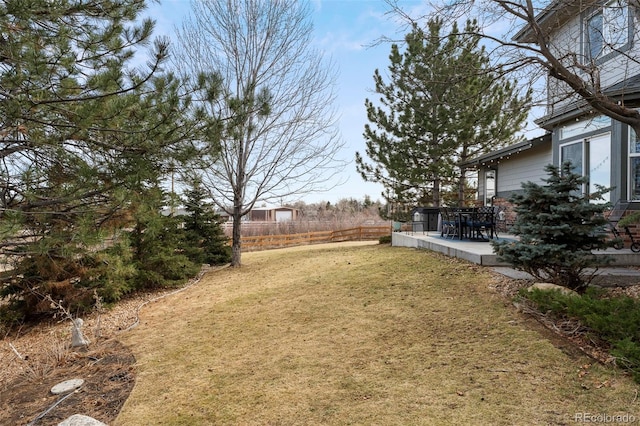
[115,242,640,425]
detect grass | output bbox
[115,242,640,425]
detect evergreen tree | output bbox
[182,180,231,266]
[450,20,531,204]
[129,186,200,289]
[0,0,219,321]
[492,163,615,293]
[356,19,530,208]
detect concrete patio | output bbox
[392,230,640,267]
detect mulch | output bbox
[0,339,135,426]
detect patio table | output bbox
[452,207,496,240]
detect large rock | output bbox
[57,414,107,426]
[527,282,579,296]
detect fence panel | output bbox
[238,226,390,251]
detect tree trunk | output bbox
[231,204,242,267]
[458,166,467,207]
[432,178,440,207]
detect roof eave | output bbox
[513,0,596,43]
[461,133,552,168]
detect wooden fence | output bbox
[238,226,391,251]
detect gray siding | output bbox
[496,143,552,194]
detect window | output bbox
[559,115,610,140]
[484,170,496,205]
[561,141,584,176]
[588,134,611,203]
[630,129,640,200]
[585,0,629,60]
[560,135,611,202]
[587,12,605,59]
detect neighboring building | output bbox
[247,207,299,222]
[466,0,640,223]
[217,206,299,223]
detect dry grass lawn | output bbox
[116,242,640,425]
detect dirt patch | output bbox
[0,339,135,425]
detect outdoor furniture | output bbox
[465,206,496,240]
[440,207,459,239]
[439,206,497,240]
[493,206,506,238]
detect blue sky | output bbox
[144,0,542,205]
[144,0,414,204]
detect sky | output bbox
[143,0,543,205]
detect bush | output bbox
[182,180,231,265]
[523,288,640,382]
[379,235,392,244]
[492,162,614,293]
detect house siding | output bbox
[545,1,640,115]
[495,143,552,197]
[551,117,628,203]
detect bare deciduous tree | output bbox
[174,0,344,266]
[386,0,640,135]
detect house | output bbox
[247,207,298,222]
[216,206,299,223]
[464,133,552,205]
[465,0,640,223]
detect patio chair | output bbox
[467,206,495,240]
[440,207,459,239]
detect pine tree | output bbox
[491,163,615,293]
[356,19,530,208]
[450,20,531,205]
[182,180,231,266]
[129,186,200,289]
[0,0,217,321]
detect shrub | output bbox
[181,180,231,265]
[523,288,640,382]
[129,210,200,289]
[379,235,392,244]
[492,162,614,293]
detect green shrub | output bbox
[379,235,392,244]
[182,180,231,266]
[492,162,614,293]
[523,288,640,382]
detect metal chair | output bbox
[467,206,495,240]
[440,207,459,239]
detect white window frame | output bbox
[629,129,640,200]
[484,169,496,206]
[585,0,630,60]
[560,140,586,194]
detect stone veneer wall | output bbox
[490,197,516,234]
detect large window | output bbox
[630,129,640,200]
[585,0,629,60]
[560,134,611,202]
[588,134,611,202]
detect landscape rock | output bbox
[57,414,108,426]
[71,318,90,348]
[527,282,579,296]
[51,378,84,395]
